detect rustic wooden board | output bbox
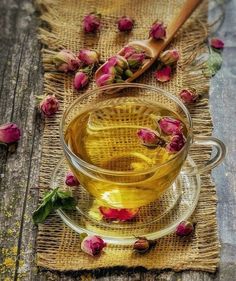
[0,0,235,280]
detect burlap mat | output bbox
[36,0,219,272]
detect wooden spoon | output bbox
[95,0,203,84]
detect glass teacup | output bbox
[60,83,226,209]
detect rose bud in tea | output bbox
[158,117,183,135]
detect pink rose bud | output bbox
[120,45,137,59]
[65,171,79,186]
[96,73,115,86]
[180,89,199,104]
[53,49,80,73]
[149,21,166,40]
[78,49,100,65]
[0,123,21,144]
[81,235,106,256]
[166,132,186,153]
[210,37,224,49]
[160,49,180,65]
[117,16,134,32]
[127,53,146,69]
[137,128,165,147]
[100,62,116,75]
[158,117,183,135]
[109,55,128,69]
[83,12,101,33]
[39,95,59,117]
[176,220,194,236]
[99,206,139,221]
[74,71,89,90]
[154,65,171,82]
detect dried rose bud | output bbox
[137,128,165,147]
[83,12,101,33]
[166,132,186,153]
[180,89,199,104]
[149,21,166,40]
[127,53,146,69]
[158,117,182,135]
[210,37,224,49]
[111,55,129,69]
[117,16,134,32]
[160,49,180,65]
[65,171,79,186]
[99,207,139,221]
[74,71,89,90]
[53,49,80,73]
[78,49,100,65]
[81,235,106,256]
[96,73,115,86]
[124,69,133,78]
[133,238,150,253]
[120,45,137,59]
[0,123,21,144]
[176,220,194,236]
[39,95,59,117]
[154,65,171,82]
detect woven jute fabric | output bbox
[36,0,219,272]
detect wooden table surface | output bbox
[0,0,235,280]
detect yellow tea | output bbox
[65,97,188,208]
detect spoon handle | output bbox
[148,0,203,56]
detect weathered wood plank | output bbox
[0,0,235,280]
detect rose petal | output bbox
[154,66,171,82]
[99,206,139,221]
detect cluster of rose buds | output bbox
[96,46,148,86]
[179,88,199,104]
[81,235,106,256]
[0,123,21,144]
[39,95,59,117]
[117,16,134,32]
[137,117,185,153]
[149,21,166,40]
[176,220,194,236]
[155,49,180,82]
[99,206,139,221]
[65,171,79,186]
[52,48,100,92]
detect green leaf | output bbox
[32,199,54,224]
[32,187,76,225]
[203,48,223,77]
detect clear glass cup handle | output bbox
[188,135,226,174]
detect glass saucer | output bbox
[50,157,200,245]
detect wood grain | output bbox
[0,0,235,280]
